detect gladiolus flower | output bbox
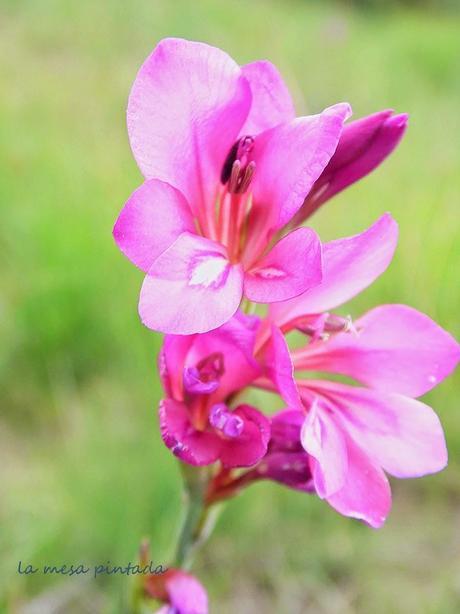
[114,37,358,334]
[256,221,459,528]
[145,568,208,614]
[159,312,270,467]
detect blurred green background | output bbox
[1,0,459,612]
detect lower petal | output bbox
[139,232,243,334]
[301,402,348,498]
[326,432,391,529]
[244,227,322,303]
[159,399,221,466]
[308,380,448,478]
[220,404,270,468]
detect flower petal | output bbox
[220,404,271,468]
[264,325,302,410]
[269,213,398,330]
[159,399,221,466]
[166,570,208,614]
[244,227,322,303]
[139,232,244,334]
[307,380,448,478]
[185,313,261,402]
[300,402,348,498]
[240,60,295,134]
[127,38,251,217]
[326,432,391,529]
[113,179,194,272]
[294,110,408,222]
[296,305,460,397]
[245,103,351,253]
[159,335,194,400]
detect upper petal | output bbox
[307,380,448,478]
[185,312,261,402]
[113,179,194,272]
[325,431,392,529]
[244,227,322,303]
[127,38,251,217]
[268,213,398,330]
[246,102,351,249]
[240,60,295,134]
[296,304,460,397]
[139,232,244,334]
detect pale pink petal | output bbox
[326,432,391,529]
[300,402,348,498]
[244,103,351,256]
[113,179,194,273]
[240,60,295,134]
[244,227,322,303]
[265,325,302,410]
[269,213,398,330]
[127,38,251,217]
[159,399,221,466]
[307,380,448,478]
[297,305,460,397]
[139,232,243,334]
[220,404,271,468]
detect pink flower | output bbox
[257,222,459,528]
[113,37,356,334]
[145,567,208,614]
[292,109,408,224]
[159,312,270,467]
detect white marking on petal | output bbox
[189,255,229,288]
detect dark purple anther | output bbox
[220,136,256,194]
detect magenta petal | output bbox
[127,38,251,216]
[186,312,261,402]
[244,227,322,303]
[113,180,194,273]
[139,232,244,334]
[159,335,194,399]
[308,380,448,478]
[247,103,351,244]
[301,403,348,498]
[326,432,391,529]
[269,213,398,329]
[159,399,221,466]
[165,570,208,614]
[265,326,302,410]
[219,404,270,468]
[240,60,295,134]
[300,305,460,397]
[295,110,408,222]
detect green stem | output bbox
[173,464,219,570]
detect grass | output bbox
[1,0,459,612]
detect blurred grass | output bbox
[1,0,459,612]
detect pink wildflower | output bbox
[145,568,208,614]
[113,37,359,333]
[159,312,270,467]
[256,220,459,528]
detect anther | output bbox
[220,136,255,194]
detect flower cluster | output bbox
[114,38,459,613]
